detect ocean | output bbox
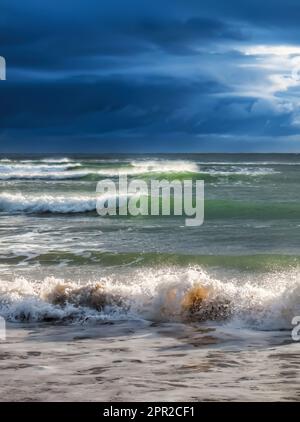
[0,153,299,401]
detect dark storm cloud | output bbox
[1,0,300,151]
[181,0,300,27]
[134,17,248,55]
[0,76,227,133]
[0,2,248,71]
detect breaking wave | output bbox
[0,158,84,180]
[1,192,299,219]
[0,159,279,180]
[0,160,198,180]
[0,267,299,330]
[39,158,72,163]
[0,170,89,180]
[0,193,96,213]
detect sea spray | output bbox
[0,267,299,330]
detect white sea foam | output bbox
[83,160,200,177]
[0,192,146,213]
[0,159,84,181]
[0,193,96,213]
[0,169,88,180]
[131,160,199,173]
[0,160,198,179]
[39,158,72,163]
[198,161,300,166]
[3,158,73,164]
[0,159,279,180]
[0,163,81,172]
[199,167,279,176]
[0,267,299,330]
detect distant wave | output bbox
[0,170,89,180]
[197,161,300,166]
[39,157,72,163]
[0,157,73,164]
[78,160,199,177]
[0,267,299,330]
[0,160,83,180]
[131,160,198,173]
[0,163,81,172]
[1,192,299,218]
[0,158,279,180]
[0,159,198,180]
[199,167,278,176]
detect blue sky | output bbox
[1,0,300,152]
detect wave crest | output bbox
[0,268,299,330]
[0,193,96,213]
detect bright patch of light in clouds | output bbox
[235,44,300,99]
[241,45,300,56]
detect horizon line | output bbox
[0,151,299,155]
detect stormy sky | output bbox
[1,0,300,152]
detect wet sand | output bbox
[1,322,299,402]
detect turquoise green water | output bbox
[1,154,299,265]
